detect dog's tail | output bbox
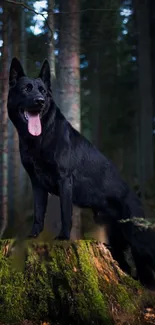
[118,217,155,289]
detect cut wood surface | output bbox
[0,239,155,325]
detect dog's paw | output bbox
[27,232,39,239]
[27,224,43,239]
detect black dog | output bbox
[7,57,155,288]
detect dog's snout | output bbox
[34,97,45,107]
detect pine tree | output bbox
[58,0,81,239]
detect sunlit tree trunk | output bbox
[58,0,81,239]
[0,3,9,237]
[136,0,154,198]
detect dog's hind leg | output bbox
[108,223,131,274]
[131,248,155,290]
[93,209,131,274]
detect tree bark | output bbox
[11,4,21,220]
[0,239,154,325]
[0,2,9,237]
[19,0,26,71]
[136,0,154,196]
[19,0,29,216]
[6,3,28,235]
[47,0,55,78]
[90,52,101,147]
[58,0,81,239]
[58,0,80,131]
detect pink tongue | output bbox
[27,112,42,136]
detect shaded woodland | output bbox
[0,0,155,239]
[1,1,155,325]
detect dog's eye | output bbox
[24,84,33,92]
[39,86,46,94]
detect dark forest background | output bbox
[0,0,155,240]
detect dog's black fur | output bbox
[7,58,155,288]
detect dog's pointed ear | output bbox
[38,59,51,90]
[9,57,25,87]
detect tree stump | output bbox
[0,239,155,325]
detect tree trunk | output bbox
[58,0,80,130]
[58,0,81,239]
[0,3,9,237]
[19,0,29,217]
[19,0,26,71]
[0,239,154,325]
[136,0,154,197]
[11,5,21,220]
[47,0,55,78]
[90,52,101,147]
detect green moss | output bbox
[121,274,142,291]
[24,245,55,320]
[74,241,112,324]
[49,248,60,273]
[47,241,112,324]
[0,246,26,323]
[0,240,150,325]
[114,284,136,313]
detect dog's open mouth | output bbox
[24,111,42,136]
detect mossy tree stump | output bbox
[0,239,155,325]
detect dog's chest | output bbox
[20,146,58,191]
[33,159,55,187]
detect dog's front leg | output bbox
[28,184,48,238]
[56,177,73,240]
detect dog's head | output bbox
[8,57,52,136]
